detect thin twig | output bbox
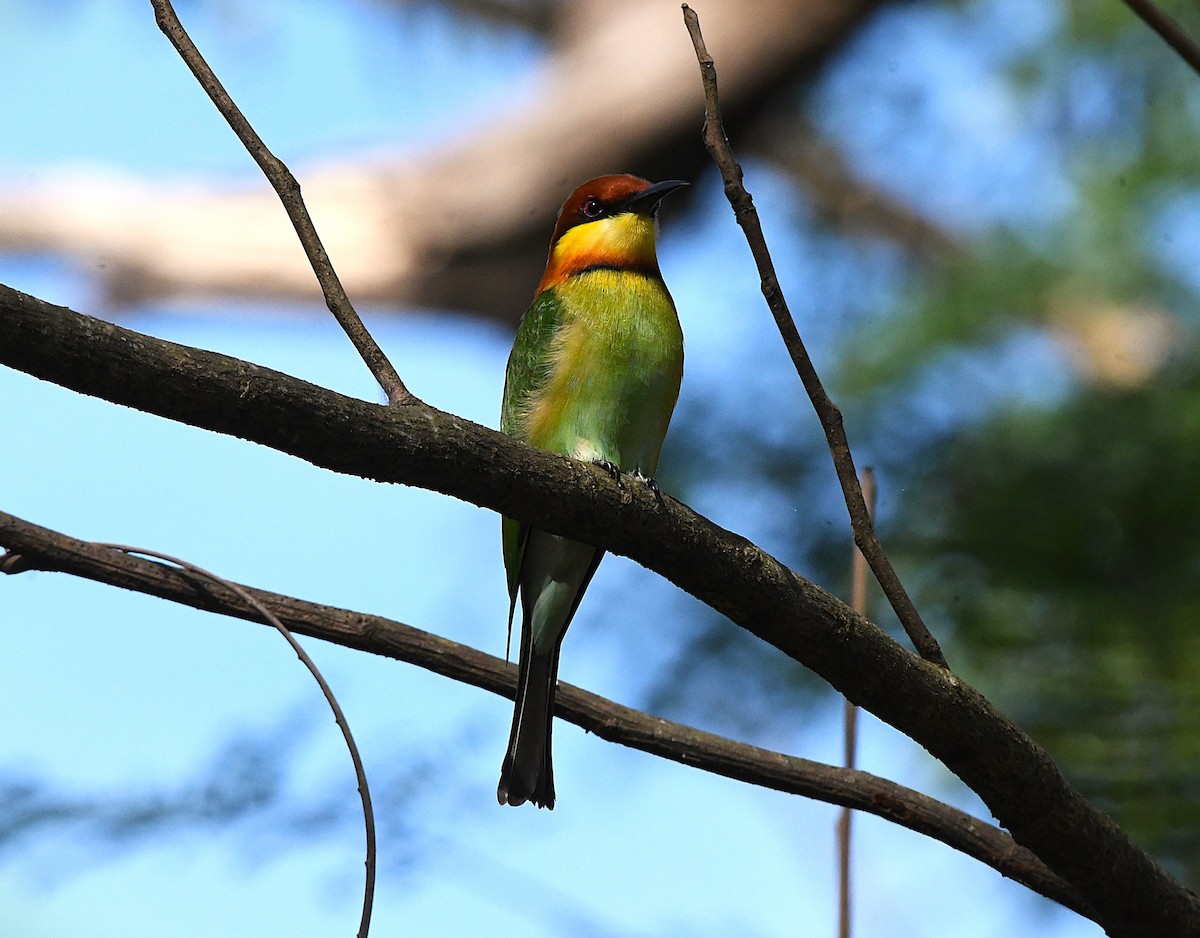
[680,4,947,669]
[0,508,1095,921]
[149,0,414,406]
[91,542,377,938]
[1121,0,1200,77]
[837,467,874,938]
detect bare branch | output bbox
[681,4,947,670]
[1121,0,1200,77]
[837,466,875,938]
[0,509,1093,919]
[150,0,414,405]
[1,283,1195,934]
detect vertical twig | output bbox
[96,542,377,938]
[149,0,415,406]
[680,4,948,669]
[1120,0,1200,77]
[836,467,875,938]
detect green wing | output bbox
[501,288,567,437]
[501,289,569,651]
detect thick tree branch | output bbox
[411,0,558,33]
[1,284,1196,934]
[681,5,947,670]
[0,510,1091,919]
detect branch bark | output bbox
[1,283,1196,934]
[0,509,1092,918]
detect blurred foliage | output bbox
[642,0,1200,889]
[903,361,1200,884]
[885,1,1200,885]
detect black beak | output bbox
[620,179,689,215]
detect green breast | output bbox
[503,269,683,475]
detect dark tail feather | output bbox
[497,635,562,809]
[498,543,603,809]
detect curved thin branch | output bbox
[150,0,414,406]
[1,284,1195,934]
[0,510,1092,920]
[91,543,377,938]
[681,4,947,670]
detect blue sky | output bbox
[0,1,1103,936]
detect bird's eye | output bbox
[580,197,604,219]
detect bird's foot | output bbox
[630,470,667,508]
[591,461,667,507]
[593,459,624,487]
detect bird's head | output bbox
[537,174,688,293]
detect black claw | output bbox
[594,459,623,486]
[626,470,666,507]
[636,473,666,507]
[591,462,666,506]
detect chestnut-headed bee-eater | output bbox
[498,174,687,809]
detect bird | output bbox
[498,174,687,809]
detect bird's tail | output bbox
[497,633,562,809]
[498,535,602,809]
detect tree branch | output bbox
[0,509,1092,920]
[838,466,875,938]
[681,4,947,670]
[1121,0,1200,77]
[1,284,1196,933]
[149,0,413,405]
